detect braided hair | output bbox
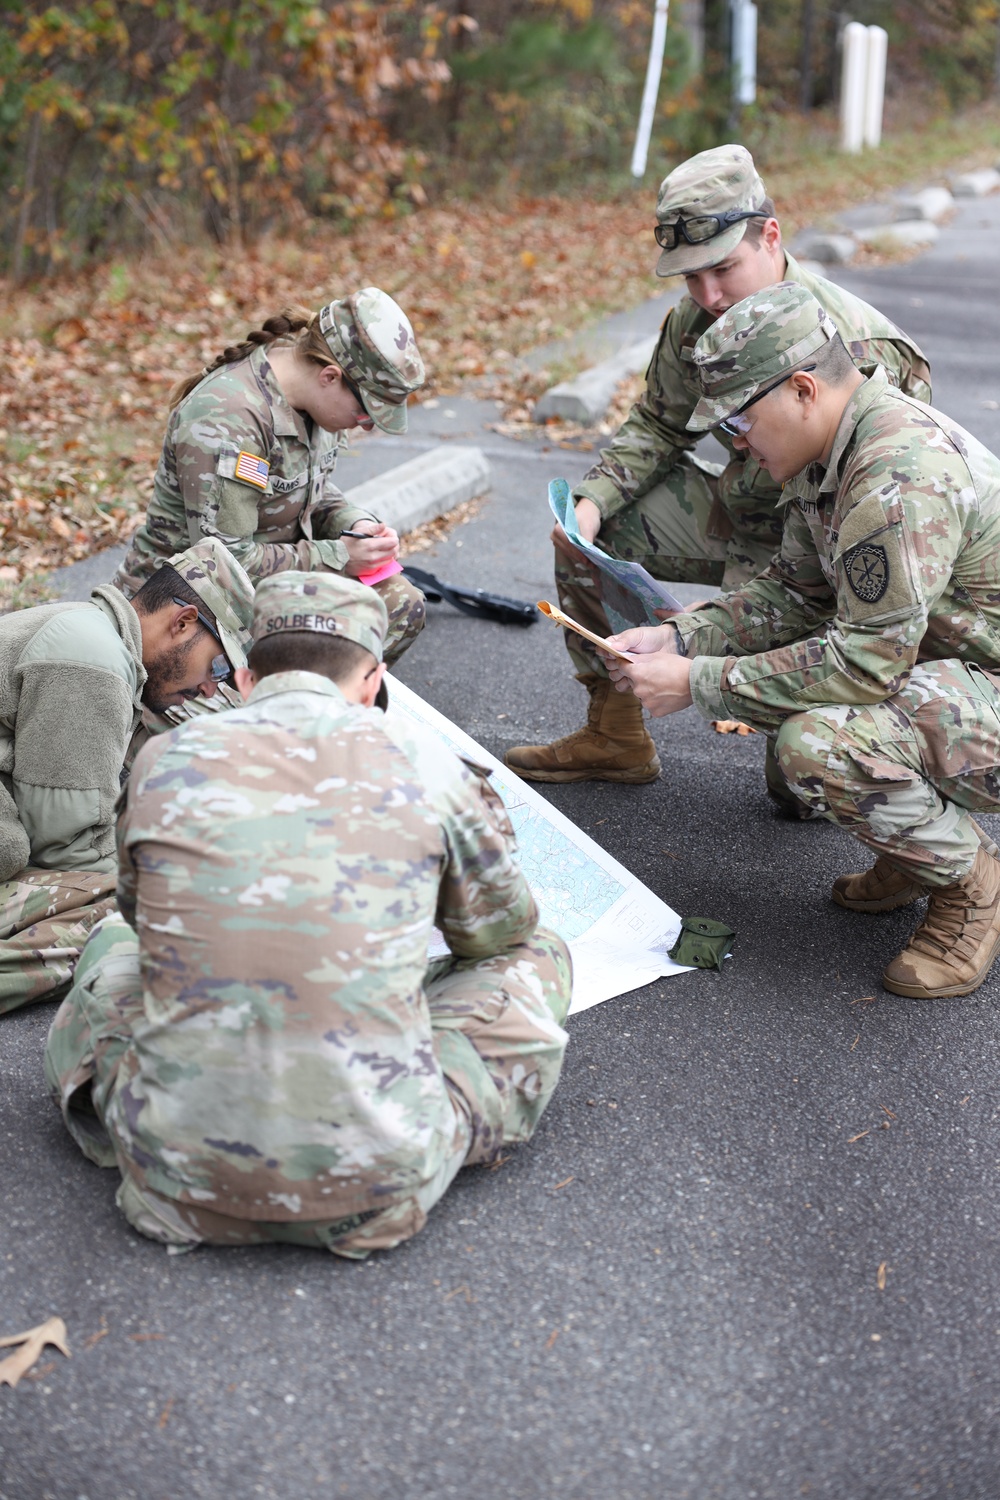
[168,304,335,410]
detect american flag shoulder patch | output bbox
[234,450,270,489]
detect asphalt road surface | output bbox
[4,193,1000,1500]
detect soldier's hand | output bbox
[343,524,399,577]
[602,623,680,658]
[611,651,693,718]
[573,497,602,544]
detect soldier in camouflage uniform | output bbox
[506,145,930,802]
[46,572,571,1256]
[603,281,1000,1000]
[0,539,253,1015]
[115,287,427,667]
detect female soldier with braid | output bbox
[115,288,427,665]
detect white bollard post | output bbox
[863,25,887,148]
[631,0,671,180]
[732,0,758,106]
[840,21,868,153]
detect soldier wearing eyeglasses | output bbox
[0,539,254,1015]
[506,144,930,808]
[603,282,1000,1002]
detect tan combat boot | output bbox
[504,674,661,784]
[882,844,1000,998]
[833,822,1000,915]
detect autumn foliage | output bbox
[2,0,450,278]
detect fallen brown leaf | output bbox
[877,1261,889,1291]
[22,1361,56,1382]
[81,1324,109,1351]
[443,1284,473,1304]
[0,1317,70,1389]
[52,318,88,350]
[710,719,759,736]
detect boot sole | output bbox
[504,761,661,785]
[882,927,1000,998]
[831,887,923,915]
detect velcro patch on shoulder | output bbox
[834,488,920,621]
[233,451,270,490]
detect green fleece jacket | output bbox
[0,586,146,880]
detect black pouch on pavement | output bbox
[669,918,736,970]
[403,565,536,626]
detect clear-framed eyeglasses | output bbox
[717,365,817,437]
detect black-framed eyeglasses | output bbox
[718,365,817,436]
[172,596,232,683]
[340,368,366,409]
[654,208,768,251]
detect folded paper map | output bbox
[548,476,682,634]
[387,675,690,1013]
[536,601,637,663]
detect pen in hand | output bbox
[339,529,377,539]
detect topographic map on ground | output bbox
[387,675,690,1014]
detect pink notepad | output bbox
[356,558,403,587]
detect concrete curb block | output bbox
[951,168,1000,198]
[345,444,492,534]
[794,232,858,266]
[534,335,658,424]
[895,186,954,223]
[856,219,940,250]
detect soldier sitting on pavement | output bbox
[0,538,253,1017]
[45,572,572,1257]
[505,143,930,815]
[602,281,1000,1001]
[114,286,428,668]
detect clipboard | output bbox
[537,601,637,663]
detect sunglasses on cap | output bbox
[172,597,234,685]
[653,208,768,251]
[718,365,817,436]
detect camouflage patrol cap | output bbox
[159,538,255,670]
[252,571,388,663]
[318,287,425,436]
[687,281,839,432]
[655,144,769,277]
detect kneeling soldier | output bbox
[604,282,1000,1000]
[46,572,571,1256]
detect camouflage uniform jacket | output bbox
[107,670,540,1221]
[0,588,145,881]
[574,253,932,537]
[671,368,1000,731]
[116,347,380,595]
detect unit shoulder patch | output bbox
[844,541,889,604]
[234,451,270,490]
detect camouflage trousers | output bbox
[557,456,774,679]
[0,867,117,1016]
[773,659,1000,887]
[45,916,571,1259]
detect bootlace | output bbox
[909,886,989,962]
